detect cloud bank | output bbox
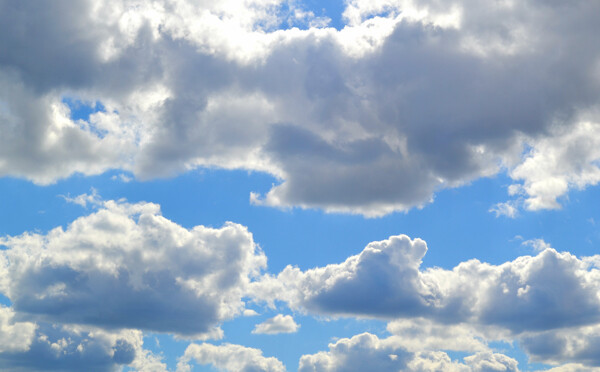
[1,0,599,215]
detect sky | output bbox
[0,0,600,371]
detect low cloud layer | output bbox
[1,0,599,215]
[0,199,266,337]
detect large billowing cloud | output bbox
[0,199,267,337]
[1,0,599,215]
[253,235,600,333]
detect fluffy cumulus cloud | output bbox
[1,0,599,215]
[0,322,165,372]
[298,332,519,372]
[251,234,600,367]
[252,314,300,335]
[255,234,600,332]
[176,343,285,372]
[0,199,267,337]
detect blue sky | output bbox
[1,0,600,371]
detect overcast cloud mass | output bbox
[1,0,600,370]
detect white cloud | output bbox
[386,318,490,353]
[252,314,299,335]
[298,332,519,372]
[0,199,267,336]
[521,238,552,252]
[248,233,600,368]
[0,0,599,215]
[0,306,36,354]
[253,234,600,334]
[508,121,600,211]
[176,343,285,372]
[0,322,165,372]
[59,188,102,208]
[489,201,518,218]
[540,365,600,372]
[464,351,519,372]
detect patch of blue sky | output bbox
[61,97,107,138]
[298,0,347,29]
[260,0,346,31]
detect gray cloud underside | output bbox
[1,0,599,215]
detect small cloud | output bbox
[111,174,132,183]
[243,309,259,317]
[489,201,519,218]
[522,238,552,252]
[59,188,102,208]
[252,314,299,335]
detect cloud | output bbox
[385,318,490,353]
[0,306,37,353]
[0,0,599,215]
[248,233,600,368]
[519,323,600,367]
[489,201,518,218]
[521,238,552,252]
[59,188,102,208]
[298,332,519,372]
[253,234,600,333]
[176,343,285,372]
[252,314,300,335]
[541,365,600,372]
[508,121,600,211]
[0,322,165,372]
[0,199,267,336]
